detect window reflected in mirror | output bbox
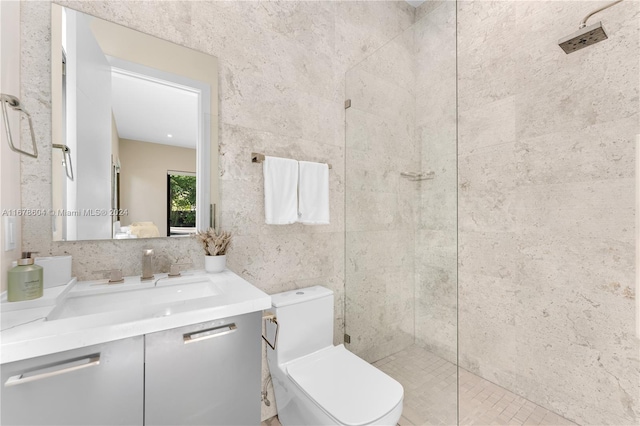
[168,172,197,237]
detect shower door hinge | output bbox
[344,99,351,109]
[344,333,351,344]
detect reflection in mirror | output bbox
[51,5,219,241]
[168,172,196,236]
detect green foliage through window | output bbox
[169,174,196,228]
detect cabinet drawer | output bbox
[144,311,261,426]
[1,336,144,426]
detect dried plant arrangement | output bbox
[196,228,232,256]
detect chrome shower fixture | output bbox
[558,21,609,54]
[558,0,624,54]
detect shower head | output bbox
[558,0,625,54]
[558,21,608,54]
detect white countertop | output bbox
[0,269,271,364]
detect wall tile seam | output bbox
[349,67,417,96]
[218,120,346,151]
[220,63,346,107]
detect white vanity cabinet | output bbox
[144,311,262,426]
[0,336,144,426]
[1,271,270,426]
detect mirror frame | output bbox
[51,4,219,241]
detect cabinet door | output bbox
[144,312,261,426]
[1,336,144,425]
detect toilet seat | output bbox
[286,345,403,426]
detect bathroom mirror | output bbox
[50,5,219,241]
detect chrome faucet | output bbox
[168,262,193,278]
[141,248,154,281]
[94,269,124,284]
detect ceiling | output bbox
[110,69,198,150]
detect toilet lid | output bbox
[287,345,403,426]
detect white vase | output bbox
[204,255,226,273]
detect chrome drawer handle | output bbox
[183,323,237,344]
[4,354,100,387]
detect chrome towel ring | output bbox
[1,93,38,158]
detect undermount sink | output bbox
[47,276,222,321]
[2,269,272,365]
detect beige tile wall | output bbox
[17,1,415,421]
[457,1,640,424]
[414,0,458,364]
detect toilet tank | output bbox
[267,286,334,365]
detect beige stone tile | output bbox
[346,229,414,274]
[516,118,636,186]
[222,75,342,145]
[457,52,517,115]
[260,414,281,426]
[335,1,414,71]
[345,109,415,160]
[458,96,516,157]
[415,0,448,22]
[229,232,344,291]
[346,190,413,232]
[346,67,415,123]
[355,25,416,94]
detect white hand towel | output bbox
[263,156,299,225]
[298,161,330,225]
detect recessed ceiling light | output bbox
[167,134,173,138]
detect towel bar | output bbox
[1,94,38,158]
[251,152,332,169]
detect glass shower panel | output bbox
[345,1,458,424]
[413,1,458,365]
[344,23,417,364]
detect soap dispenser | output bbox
[7,252,43,302]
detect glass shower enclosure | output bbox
[344,1,458,424]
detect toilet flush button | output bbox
[296,292,304,295]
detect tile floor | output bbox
[374,345,578,426]
[261,345,578,426]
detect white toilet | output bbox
[265,286,403,426]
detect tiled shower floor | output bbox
[373,345,578,426]
[262,345,578,426]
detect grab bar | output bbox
[1,94,38,158]
[52,144,74,180]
